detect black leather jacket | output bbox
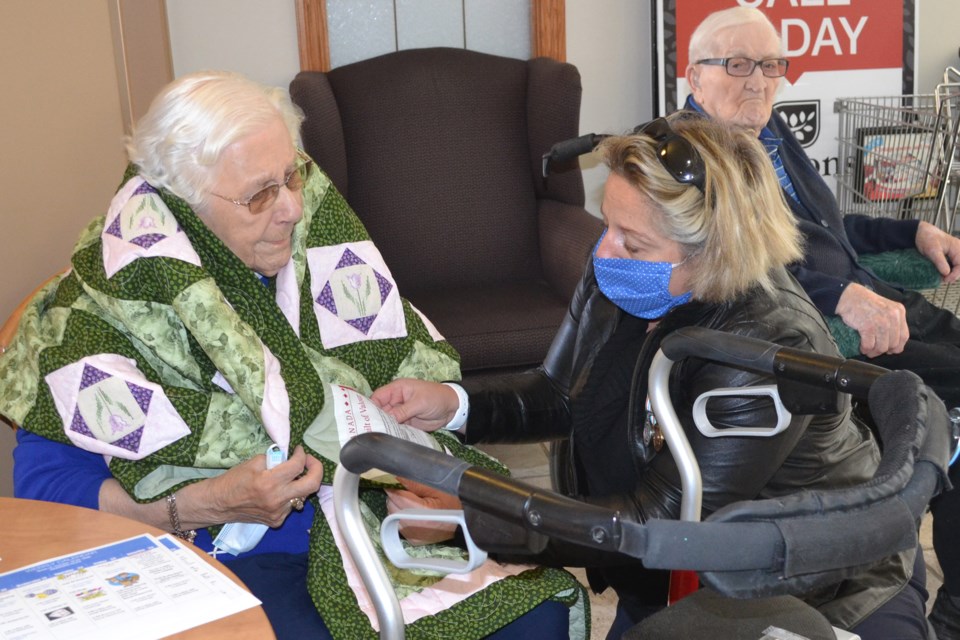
[461,262,911,628]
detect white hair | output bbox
[126,71,304,208]
[688,6,781,63]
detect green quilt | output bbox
[0,161,587,639]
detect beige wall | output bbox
[165,0,300,90]
[0,1,170,497]
[567,0,653,213]
[0,2,127,320]
[110,0,175,134]
[917,0,960,93]
[0,1,129,497]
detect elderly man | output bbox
[684,6,960,639]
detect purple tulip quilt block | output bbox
[307,241,407,349]
[101,177,202,279]
[44,354,191,460]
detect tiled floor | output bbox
[476,442,942,640]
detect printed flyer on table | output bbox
[0,534,260,639]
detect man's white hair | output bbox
[688,6,781,63]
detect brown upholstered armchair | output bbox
[290,47,603,374]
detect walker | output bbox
[333,326,951,639]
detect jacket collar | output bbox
[683,95,828,222]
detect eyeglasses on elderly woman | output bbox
[633,117,707,192]
[695,57,789,78]
[211,152,314,215]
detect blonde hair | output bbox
[126,70,304,208]
[688,6,781,62]
[599,115,802,303]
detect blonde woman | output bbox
[372,114,928,639]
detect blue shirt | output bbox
[13,429,314,559]
[758,127,800,203]
[685,96,799,203]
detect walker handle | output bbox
[339,433,628,553]
[660,326,887,399]
[339,432,470,495]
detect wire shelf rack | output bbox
[834,91,960,232]
[834,69,960,312]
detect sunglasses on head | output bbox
[633,117,706,193]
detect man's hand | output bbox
[835,283,908,357]
[916,220,960,283]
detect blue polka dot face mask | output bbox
[592,233,693,319]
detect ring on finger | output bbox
[290,497,305,511]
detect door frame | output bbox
[294,0,566,72]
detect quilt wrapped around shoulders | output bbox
[0,160,588,639]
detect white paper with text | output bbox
[0,534,260,640]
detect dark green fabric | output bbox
[859,248,941,290]
[826,315,862,359]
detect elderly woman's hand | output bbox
[97,445,324,532]
[202,445,324,527]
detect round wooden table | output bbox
[0,497,275,639]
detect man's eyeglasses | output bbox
[696,57,789,78]
[634,117,706,192]
[212,153,314,215]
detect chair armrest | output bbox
[539,200,604,301]
[1,272,63,353]
[1,271,65,430]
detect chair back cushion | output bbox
[292,47,582,294]
[291,48,594,371]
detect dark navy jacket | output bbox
[685,95,919,314]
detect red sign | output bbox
[675,0,903,85]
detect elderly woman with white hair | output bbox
[0,71,585,640]
[372,114,931,639]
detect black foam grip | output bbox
[662,327,887,399]
[660,327,780,374]
[542,134,606,175]
[339,432,470,495]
